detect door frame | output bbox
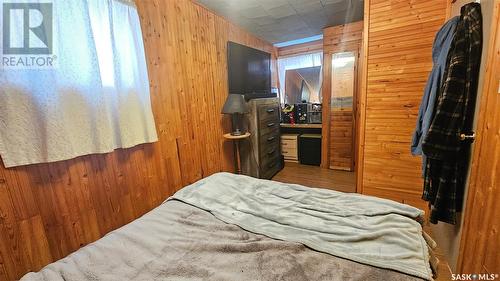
[457,0,500,273]
[320,44,361,174]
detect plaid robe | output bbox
[421,3,482,224]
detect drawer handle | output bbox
[266,108,275,113]
[267,122,275,127]
[267,149,276,155]
[267,136,276,142]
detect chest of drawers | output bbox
[240,98,283,179]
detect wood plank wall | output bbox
[0,1,277,280]
[277,39,323,57]
[357,0,447,209]
[330,109,354,170]
[321,22,363,169]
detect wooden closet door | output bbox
[458,0,500,273]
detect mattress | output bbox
[21,173,430,281]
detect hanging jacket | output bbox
[421,3,482,225]
[411,16,459,176]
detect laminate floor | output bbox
[272,162,356,193]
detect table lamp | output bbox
[222,94,249,136]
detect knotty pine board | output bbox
[0,0,278,280]
[329,109,354,171]
[277,39,323,57]
[358,0,447,208]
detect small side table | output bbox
[223,132,251,174]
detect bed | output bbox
[20,173,435,281]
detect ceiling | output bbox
[196,0,364,44]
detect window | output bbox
[0,0,157,168]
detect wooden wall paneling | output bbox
[321,51,332,168]
[357,0,370,194]
[329,109,354,170]
[277,39,323,57]
[0,0,278,280]
[458,0,500,273]
[357,0,447,208]
[320,21,363,169]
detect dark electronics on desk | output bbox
[281,103,322,124]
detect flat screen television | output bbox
[227,41,274,100]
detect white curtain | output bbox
[277,52,323,104]
[0,0,158,168]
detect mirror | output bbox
[284,66,321,104]
[330,52,356,171]
[331,52,355,109]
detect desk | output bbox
[280,124,322,166]
[280,123,322,129]
[280,123,322,135]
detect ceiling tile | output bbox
[267,4,297,19]
[323,1,349,13]
[290,1,324,14]
[301,10,330,29]
[258,0,289,10]
[252,16,279,26]
[239,6,270,19]
[287,0,318,5]
[195,0,364,44]
[320,0,346,4]
[224,0,261,10]
[280,15,309,29]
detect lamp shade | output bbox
[221,94,249,114]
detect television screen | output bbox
[227,41,272,100]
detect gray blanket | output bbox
[20,173,429,281]
[172,173,433,280]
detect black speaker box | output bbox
[295,103,308,124]
[299,134,322,166]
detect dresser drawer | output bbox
[281,139,298,150]
[258,105,279,128]
[258,105,279,122]
[261,133,279,143]
[281,134,299,140]
[260,154,281,179]
[259,125,279,142]
[282,146,298,160]
[259,120,279,136]
[281,134,299,148]
[280,134,299,161]
[259,128,280,147]
[260,139,280,159]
